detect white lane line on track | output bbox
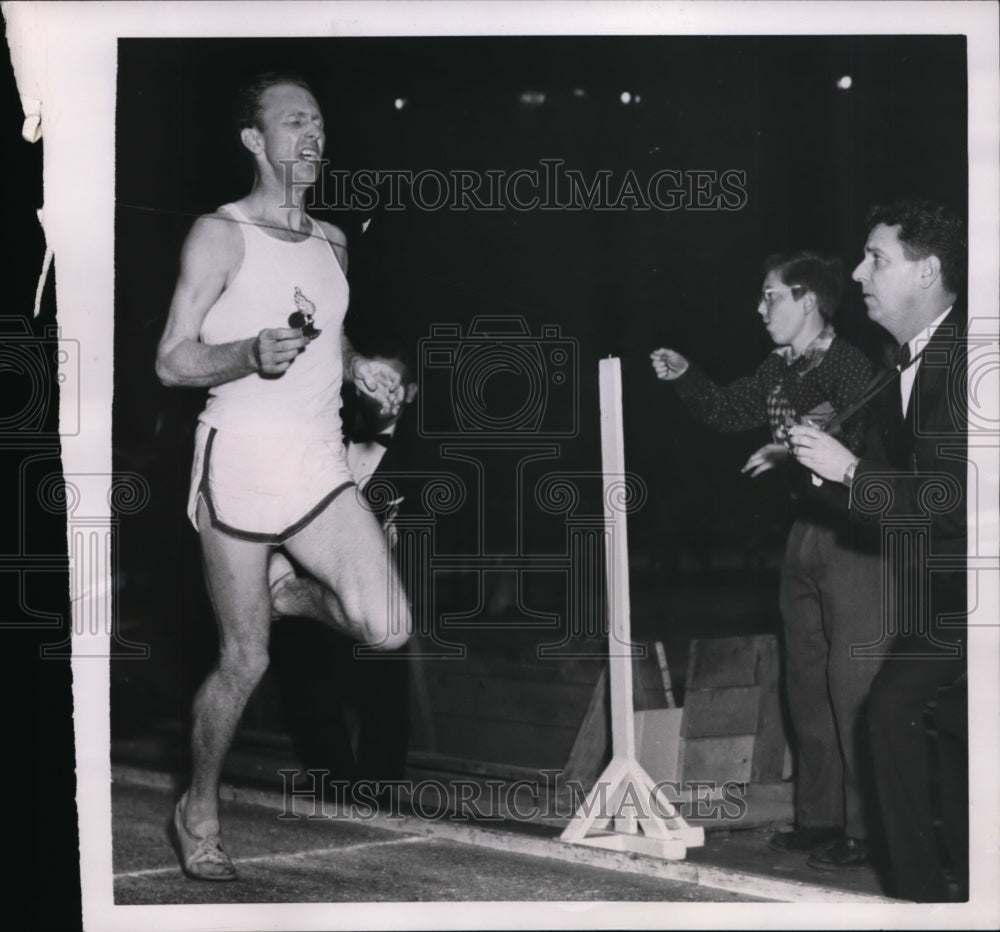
[115,834,428,880]
[113,765,898,902]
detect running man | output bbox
[155,71,412,881]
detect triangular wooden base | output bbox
[561,755,704,859]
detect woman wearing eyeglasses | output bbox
[651,251,885,872]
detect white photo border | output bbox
[2,2,997,929]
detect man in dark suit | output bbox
[789,199,968,901]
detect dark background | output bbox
[111,34,967,656]
[0,32,968,927]
[109,34,968,751]
[113,36,967,454]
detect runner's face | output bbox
[253,83,326,185]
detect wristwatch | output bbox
[842,457,860,488]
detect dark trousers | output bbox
[269,618,410,789]
[868,613,968,902]
[779,518,885,838]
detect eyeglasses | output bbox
[759,284,804,308]
[289,310,321,340]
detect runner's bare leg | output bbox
[281,491,411,651]
[182,498,272,829]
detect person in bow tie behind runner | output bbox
[269,346,419,804]
[651,250,887,871]
[155,70,412,882]
[789,200,968,901]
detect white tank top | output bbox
[198,202,350,439]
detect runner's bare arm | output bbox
[326,219,400,413]
[155,214,307,387]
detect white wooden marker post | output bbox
[561,357,704,858]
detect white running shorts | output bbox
[187,421,356,543]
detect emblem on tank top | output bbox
[288,286,322,340]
